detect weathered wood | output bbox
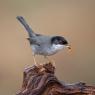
[16,62,95,95]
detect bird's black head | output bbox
[51,36,68,45]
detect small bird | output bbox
[17,16,71,66]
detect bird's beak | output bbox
[66,45,71,50]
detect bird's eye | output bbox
[62,40,68,45]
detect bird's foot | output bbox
[32,61,55,73]
[44,56,56,68]
[36,64,45,72]
[44,59,56,68]
[49,60,56,67]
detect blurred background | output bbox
[0,0,95,95]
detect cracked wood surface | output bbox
[16,62,95,95]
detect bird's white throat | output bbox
[52,44,64,51]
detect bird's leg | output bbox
[44,56,56,67]
[32,54,38,66]
[44,56,50,63]
[32,54,45,72]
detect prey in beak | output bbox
[66,45,71,50]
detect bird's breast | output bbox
[30,44,64,56]
[31,45,48,55]
[30,44,53,56]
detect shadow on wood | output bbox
[16,62,95,95]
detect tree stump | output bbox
[16,62,95,95]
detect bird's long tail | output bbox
[16,16,36,37]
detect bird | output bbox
[16,16,71,66]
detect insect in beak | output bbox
[66,45,71,50]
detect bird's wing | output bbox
[28,37,40,46]
[29,35,50,46]
[16,16,36,37]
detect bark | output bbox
[16,62,95,95]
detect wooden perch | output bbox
[16,62,95,95]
